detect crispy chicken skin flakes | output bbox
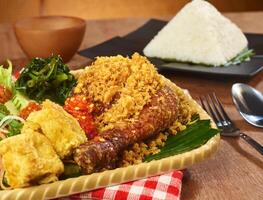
[75,53,164,132]
[27,100,87,159]
[0,122,64,188]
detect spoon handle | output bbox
[240,133,263,155]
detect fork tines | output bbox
[199,93,233,128]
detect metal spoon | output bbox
[231,83,263,128]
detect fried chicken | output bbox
[74,86,179,174]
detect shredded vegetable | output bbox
[0,104,24,139]
[0,115,25,127]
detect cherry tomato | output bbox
[13,71,20,80]
[19,102,41,119]
[64,95,97,139]
[13,68,24,80]
[0,85,12,104]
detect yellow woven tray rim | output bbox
[0,82,220,200]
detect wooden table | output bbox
[1,12,263,200]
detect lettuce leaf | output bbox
[0,60,14,92]
[0,60,29,112]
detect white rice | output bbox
[143,0,248,66]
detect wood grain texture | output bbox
[0,0,41,23]
[1,0,263,23]
[42,0,263,19]
[42,0,188,20]
[0,12,263,200]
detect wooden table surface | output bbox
[1,12,263,200]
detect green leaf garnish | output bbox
[60,163,82,180]
[144,119,220,162]
[159,48,254,67]
[224,48,254,66]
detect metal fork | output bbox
[200,93,263,155]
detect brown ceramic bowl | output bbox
[14,16,86,62]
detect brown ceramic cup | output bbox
[14,16,86,62]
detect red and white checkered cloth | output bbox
[60,170,183,200]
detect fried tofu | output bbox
[0,122,64,188]
[27,100,87,159]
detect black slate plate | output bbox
[79,19,263,78]
[79,36,143,58]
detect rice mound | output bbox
[143,0,248,66]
